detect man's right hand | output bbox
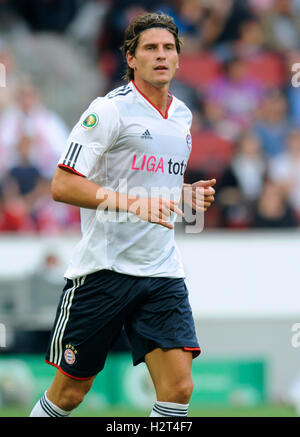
[128,197,184,230]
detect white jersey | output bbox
[58,80,193,279]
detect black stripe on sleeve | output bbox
[63,142,74,165]
[72,144,82,168]
[67,143,79,167]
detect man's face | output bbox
[127,28,179,87]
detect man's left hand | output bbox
[182,179,216,212]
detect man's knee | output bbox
[49,386,86,411]
[173,378,194,403]
[47,371,95,412]
[158,376,194,403]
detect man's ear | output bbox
[126,51,135,70]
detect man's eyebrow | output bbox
[143,42,175,47]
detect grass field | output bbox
[0,404,298,417]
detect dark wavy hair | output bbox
[121,12,182,82]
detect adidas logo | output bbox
[141,129,153,140]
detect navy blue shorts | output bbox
[45,269,200,380]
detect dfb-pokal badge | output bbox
[82,113,98,129]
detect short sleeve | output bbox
[58,97,120,177]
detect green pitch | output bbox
[0,404,297,417]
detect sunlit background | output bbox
[0,0,300,417]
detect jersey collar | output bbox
[131,80,173,119]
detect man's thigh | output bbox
[145,347,193,400]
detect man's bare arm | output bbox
[51,166,135,212]
[51,167,183,229]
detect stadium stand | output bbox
[0,0,299,232]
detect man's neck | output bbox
[133,77,170,117]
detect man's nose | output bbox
[156,46,166,59]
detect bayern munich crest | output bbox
[186,133,192,150]
[64,348,76,365]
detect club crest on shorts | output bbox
[64,344,77,365]
[81,113,98,129]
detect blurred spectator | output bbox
[216,131,267,228]
[253,179,298,228]
[31,178,80,233]
[260,0,300,51]
[158,0,208,52]
[0,184,35,232]
[234,16,267,58]
[248,0,275,15]
[4,136,41,197]
[202,96,243,142]
[213,15,286,88]
[160,0,205,34]
[212,15,267,63]
[205,57,265,138]
[0,78,68,178]
[254,89,290,157]
[268,128,300,222]
[203,0,254,47]
[160,0,256,55]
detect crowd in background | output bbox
[0,0,300,232]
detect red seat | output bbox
[188,130,234,175]
[244,52,285,87]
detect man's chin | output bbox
[151,77,171,87]
[137,75,173,89]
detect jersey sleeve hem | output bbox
[58,163,86,178]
